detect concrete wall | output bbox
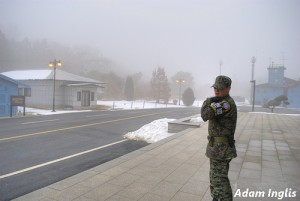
[20,80,99,109]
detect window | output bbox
[77,91,81,101]
[25,88,31,97]
[91,92,94,101]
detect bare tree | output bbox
[150,67,171,103]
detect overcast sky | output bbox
[1,0,299,97]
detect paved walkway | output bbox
[14,112,300,201]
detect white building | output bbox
[1,69,104,109]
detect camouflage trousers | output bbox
[209,159,232,201]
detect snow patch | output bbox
[124,118,176,143]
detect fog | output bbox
[1,0,299,99]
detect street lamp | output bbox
[250,56,256,112]
[250,80,256,112]
[219,60,223,75]
[176,79,185,105]
[49,59,62,112]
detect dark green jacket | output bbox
[201,95,237,160]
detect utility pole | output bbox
[250,56,256,111]
[219,60,222,75]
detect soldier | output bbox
[201,75,237,201]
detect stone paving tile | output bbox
[239,168,261,180]
[118,153,153,169]
[261,167,283,177]
[170,191,202,201]
[150,181,182,199]
[13,187,59,201]
[105,194,133,201]
[145,164,177,179]
[107,172,141,187]
[262,150,278,156]
[101,166,129,177]
[262,155,279,162]
[138,193,169,201]
[39,198,57,201]
[161,157,187,168]
[228,170,240,181]
[180,181,208,197]
[83,183,123,201]
[135,175,163,188]
[127,164,154,176]
[80,174,112,188]
[49,183,91,201]
[48,170,98,190]
[244,155,261,163]
[242,162,261,170]
[72,196,95,201]
[262,160,281,169]
[117,182,154,200]
[188,169,210,183]
[245,150,262,157]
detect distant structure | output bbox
[255,63,300,108]
[0,74,30,116]
[2,69,105,110]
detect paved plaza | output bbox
[14,112,300,201]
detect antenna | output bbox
[281,52,287,67]
[219,60,222,75]
[269,57,272,67]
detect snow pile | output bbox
[98,100,204,110]
[21,107,91,115]
[190,116,203,123]
[250,112,300,117]
[124,118,175,143]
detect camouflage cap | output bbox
[212,75,232,90]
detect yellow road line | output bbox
[0,111,173,142]
[0,139,128,179]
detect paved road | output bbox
[0,107,200,200]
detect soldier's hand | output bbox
[210,100,231,116]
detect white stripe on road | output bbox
[0,139,128,180]
[85,114,110,117]
[21,119,60,125]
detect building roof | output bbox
[257,77,300,88]
[1,69,104,84]
[284,77,300,87]
[0,74,30,89]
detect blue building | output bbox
[256,63,300,108]
[0,74,30,117]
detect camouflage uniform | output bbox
[201,76,237,201]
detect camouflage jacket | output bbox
[201,95,237,160]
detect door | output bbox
[81,91,90,107]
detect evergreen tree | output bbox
[124,76,134,101]
[150,67,171,103]
[182,87,195,106]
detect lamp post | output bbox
[176,79,185,105]
[250,80,256,112]
[49,59,62,112]
[250,56,256,111]
[219,60,223,75]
